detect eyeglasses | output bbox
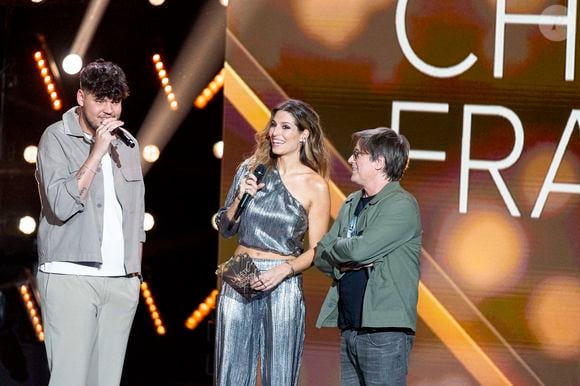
[351,149,368,160]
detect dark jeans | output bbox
[340,329,414,386]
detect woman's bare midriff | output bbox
[235,245,295,260]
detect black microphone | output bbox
[113,127,135,148]
[233,164,267,221]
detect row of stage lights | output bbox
[33,51,62,111]
[18,283,218,342]
[34,49,224,113]
[152,54,178,111]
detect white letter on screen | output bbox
[395,0,477,78]
[494,0,577,80]
[531,110,580,218]
[460,105,524,216]
[391,101,448,161]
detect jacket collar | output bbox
[345,181,402,206]
[62,107,85,137]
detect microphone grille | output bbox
[254,164,267,182]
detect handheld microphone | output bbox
[233,164,267,221]
[113,128,135,148]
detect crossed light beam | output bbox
[137,0,226,175]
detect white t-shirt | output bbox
[40,151,126,276]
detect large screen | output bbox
[219,1,579,385]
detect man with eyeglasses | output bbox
[314,127,422,386]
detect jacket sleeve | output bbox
[313,218,340,277]
[36,130,85,222]
[326,195,420,267]
[313,199,352,279]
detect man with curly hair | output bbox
[35,59,145,386]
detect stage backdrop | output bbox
[218,1,579,385]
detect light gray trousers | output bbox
[214,258,306,386]
[37,271,140,386]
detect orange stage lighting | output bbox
[194,68,225,109]
[185,289,219,330]
[140,281,166,335]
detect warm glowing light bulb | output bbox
[19,216,37,234]
[144,212,155,231]
[213,141,223,159]
[23,145,38,164]
[142,144,160,163]
[62,54,83,75]
[195,96,207,109]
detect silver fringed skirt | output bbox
[214,258,305,386]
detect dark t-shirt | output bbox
[338,195,374,330]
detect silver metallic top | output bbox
[217,161,308,256]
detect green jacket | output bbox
[314,181,422,330]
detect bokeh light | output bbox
[213,140,223,159]
[19,216,37,235]
[292,0,394,50]
[440,208,528,295]
[62,54,83,75]
[144,212,155,231]
[520,142,578,216]
[23,145,38,164]
[143,144,160,163]
[527,276,580,359]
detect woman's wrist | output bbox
[284,261,295,278]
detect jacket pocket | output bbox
[120,166,143,182]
